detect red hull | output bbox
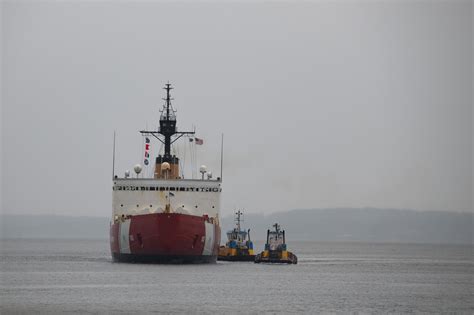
[110,213,221,263]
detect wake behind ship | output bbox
[110,83,221,263]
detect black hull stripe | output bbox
[112,253,217,264]
[217,255,256,262]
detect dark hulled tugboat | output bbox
[255,223,297,264]
[218,210,255,261]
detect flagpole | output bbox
[141,125,145,179]
[112,131,116,180]
[220,133,224,181]
[145,122,148,178]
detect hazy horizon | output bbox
[2,1,472,217]
[2,207,471,244]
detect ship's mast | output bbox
[161,83,175,160]
[140,83,195,164]
[165,83,171,121]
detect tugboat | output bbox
[218,210,255,261]
[255,223,297,264]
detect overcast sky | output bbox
[1,1,472,217]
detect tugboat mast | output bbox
[273,223,280,234]
[235,210,243,233]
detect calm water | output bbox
[1,239,472,314]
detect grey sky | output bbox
[1,1,472,217]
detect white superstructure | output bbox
[112,178,221,219]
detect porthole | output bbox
[212,206,215,208]
[136,204,139,207]
[121,204,123,207]
[195,205,198,208]
[149,205,152,208]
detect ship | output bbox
[110,83,222,263]
[254,223,297,264]
[218,210,255,262]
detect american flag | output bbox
[194,137,203,145]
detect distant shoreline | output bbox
[1,208,472,245]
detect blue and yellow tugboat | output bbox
[218,210,255,261]
[255,223,297,264]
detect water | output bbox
[1,239,472,314]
